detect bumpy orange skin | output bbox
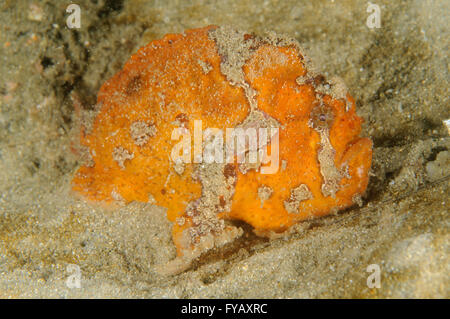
[224,44,372,231]
[72,26,372,257]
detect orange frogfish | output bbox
[72,26,372,274]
